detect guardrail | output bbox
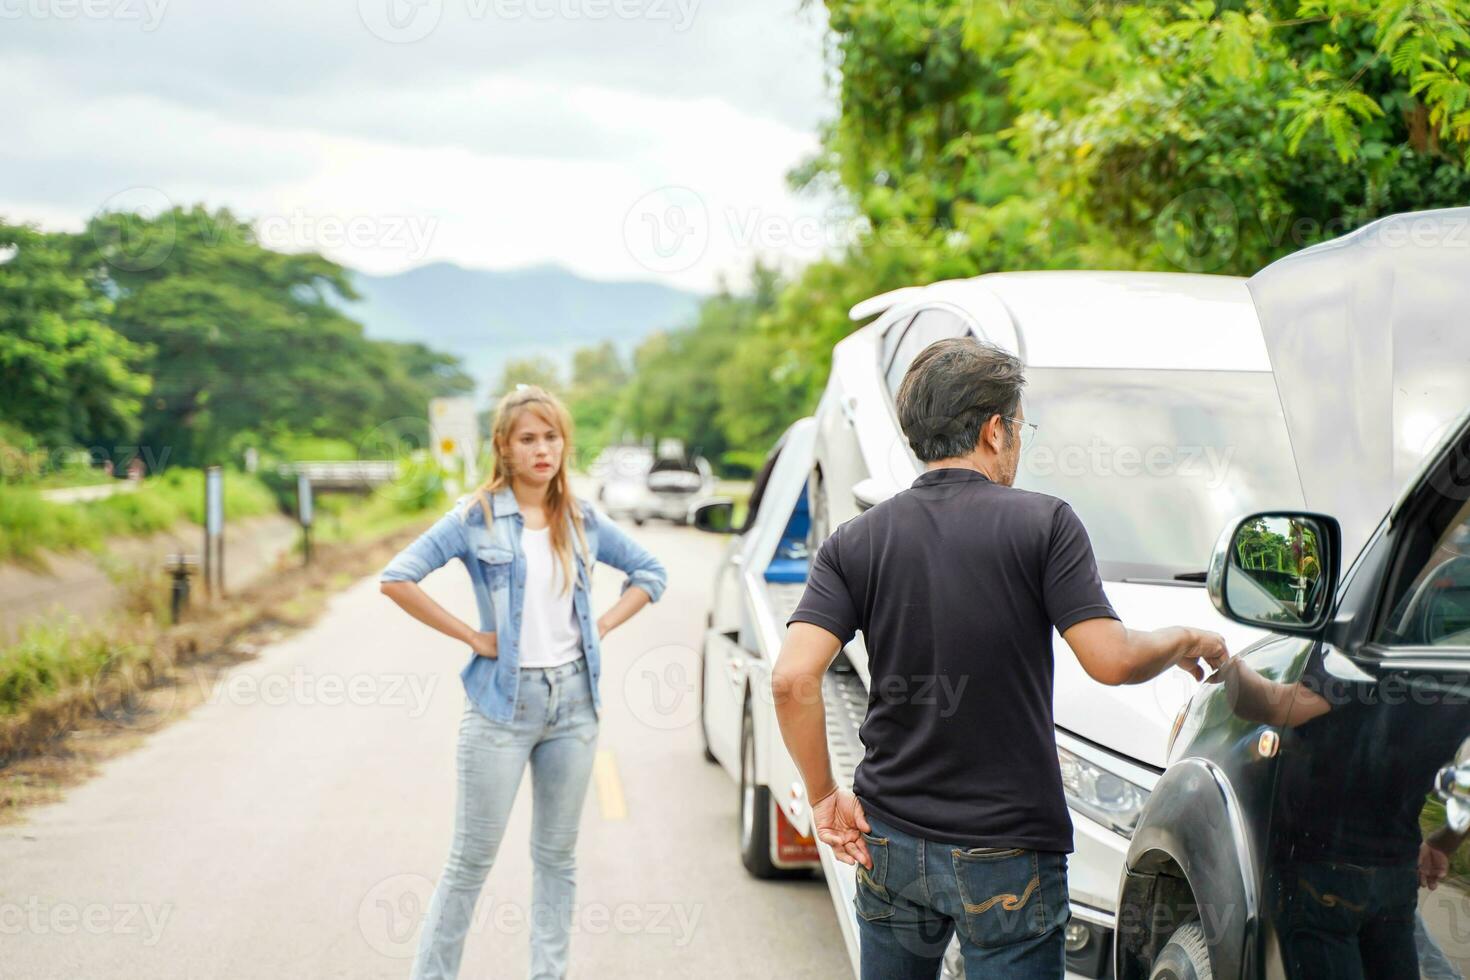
[38,482,141,504]
[275,460,399,489]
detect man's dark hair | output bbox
[895,337,1027,462]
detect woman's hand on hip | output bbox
[468,630,499,658]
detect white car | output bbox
[591,444,653,520]
[633,454,715,525]
[805,270,1306,975]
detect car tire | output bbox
[739,701,793,879]
[1150,921,1211,980]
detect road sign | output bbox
[430,396,479,482]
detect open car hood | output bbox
[1247,207,1470,561]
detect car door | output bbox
[1254,417,1470,979]
[702,441,784,776]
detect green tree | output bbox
[492,355,564,401]
[0,222,151,453]
[74,206,468,467]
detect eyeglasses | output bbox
[1001,415,1039,451]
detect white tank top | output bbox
[517,525,584,668]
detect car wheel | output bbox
[1150,921,1211,980]
[739,702,783,879]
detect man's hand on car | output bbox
[811,786,872,870]
[1176,628,1229,680]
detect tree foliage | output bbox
[604,0,1470,472]
[1,207,475,474]
[0,223,151,451]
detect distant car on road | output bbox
[633,454,714,525]
[591,444,653,521]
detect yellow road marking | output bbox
[593,749,627,821]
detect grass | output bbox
[0,497,443,794]
[0,467,280,565]
[304,487,451,549]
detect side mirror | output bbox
[691,496,737,534]
[853,478,889,513]
[1207,511,1342,636]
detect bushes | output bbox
[0,467,280,564]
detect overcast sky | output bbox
[2,0,837,291]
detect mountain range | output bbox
[339,261,703,398]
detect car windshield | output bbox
[1017,368,1306,582]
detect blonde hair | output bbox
[469,385,590,596]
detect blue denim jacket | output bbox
[378,485,667,722]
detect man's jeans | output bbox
[855,811,1070,980]
[411,657,599,980]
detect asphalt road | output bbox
[0,516,849,979]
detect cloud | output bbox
[1,0,836,289]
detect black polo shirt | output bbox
[786,466,1118,852]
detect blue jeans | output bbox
[411,657,599,980]
[855,811,1070,980]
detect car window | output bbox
[883,308,969,398]
[1376,489,1470,649]
[879,312,915,373]
[739,437,785,534]
[1016,367,1305,580]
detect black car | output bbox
[1116,208,1470,980]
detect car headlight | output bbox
[1057,745,1150,838]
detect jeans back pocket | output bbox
[950,847,1066,948]
[853,831,893,922]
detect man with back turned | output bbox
[773,337,1229,978]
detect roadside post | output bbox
[163,553,198,623]
[203,465,224,599]
[297,472,314,566]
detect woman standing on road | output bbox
[379,384,667,980]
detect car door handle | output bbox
[727,658,745,690]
